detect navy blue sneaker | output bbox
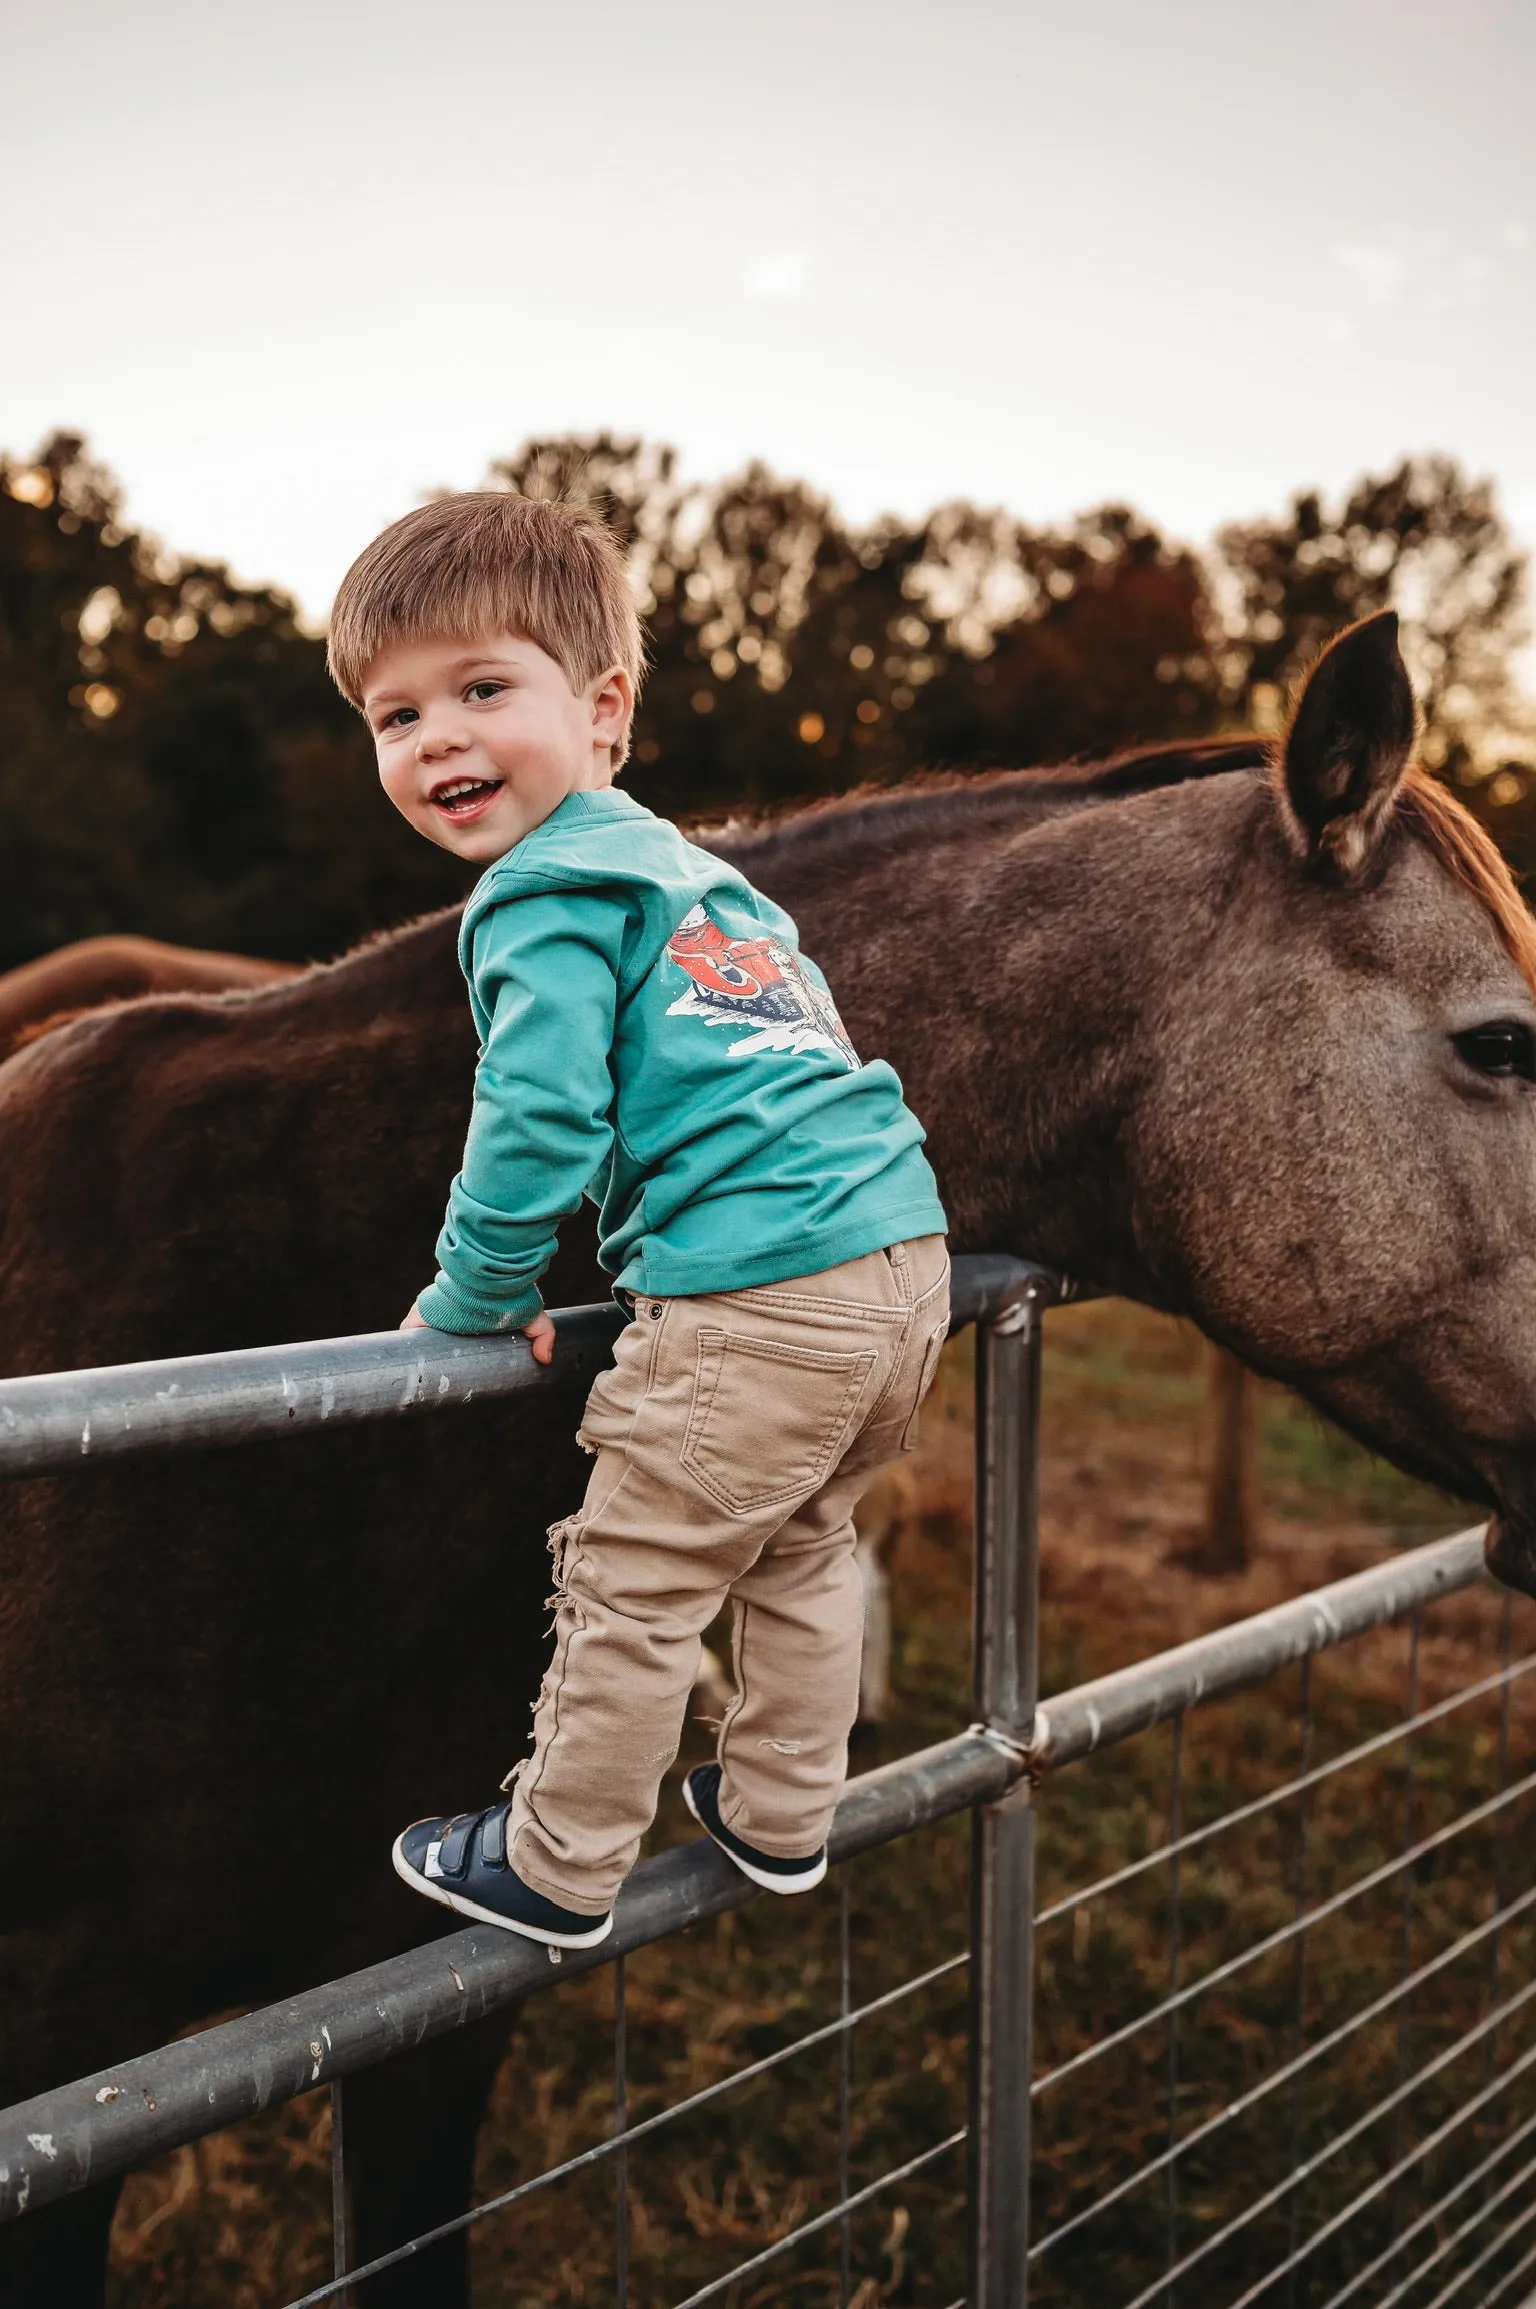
[682,1764,828,1893]
[392,1801,613,1949]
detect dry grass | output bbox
[105,1304,1536,2306]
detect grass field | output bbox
[105,1303,1536,2307]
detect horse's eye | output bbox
[1453,1021,1536,1082]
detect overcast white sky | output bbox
[5,0,1533,636]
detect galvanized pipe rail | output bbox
[1035,1522,1491,1768]
[0,1253,1063,2223]
[0,1733,1010,2222]
[0,1251,1048,1480]
[0,1305,627,1477]
[0,1517,1492,2227]
[0,1250,1508,2305]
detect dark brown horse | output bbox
[0,935,298,1063]
[4,615,1535,2304]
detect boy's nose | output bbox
[415,719,470,762]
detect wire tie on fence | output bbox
[968,1719,1045,1785]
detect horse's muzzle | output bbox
[1484,1511,1536,1600]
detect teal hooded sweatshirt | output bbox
[415,787,946,1334]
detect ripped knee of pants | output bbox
[543,1512,586,1621]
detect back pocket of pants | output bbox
[682,1329,878,1514]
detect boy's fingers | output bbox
[524,1316,557,1365]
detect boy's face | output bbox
[362,630,632,864]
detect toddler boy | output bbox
[328,492,950,1948]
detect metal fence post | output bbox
[329,2079,353,2307]
[968,1289,1042,2308]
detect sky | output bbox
[5,0,1533,638]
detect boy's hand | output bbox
[398,1303,554,1365]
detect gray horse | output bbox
[1,610,1532,2304]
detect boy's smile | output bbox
[430,773,504,825]
[362,630,633,864]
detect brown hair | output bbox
[327,493,646,763]
[1398,767,1536,997]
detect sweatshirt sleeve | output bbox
[414,887,622,1334]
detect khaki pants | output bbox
[506,1234,951,1910]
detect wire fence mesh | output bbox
[264,1529,1534,2309]
[1,1268,1532,2308]
[1027,1575,1536,2309]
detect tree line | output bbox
[0,430,1529,971]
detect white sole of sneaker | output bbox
[682,1776,829,1894]
[390,1834,615,1949]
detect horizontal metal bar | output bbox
[1031,1878,1536,2263]
[0,1730,1007,2220]
[0,1305,624,1480]
[278,1950,969,2308]
[1035,1755,1536,2098]
[1035,1650,1536,1930]
[1,1516,1495,2221]
[273,1723,1536,2307]
[946,1253,1089,1325]
[0,1254,1062,1482]
[667,2127,968,2309]
[1034,1524,1491,1768]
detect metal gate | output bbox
[1,1256,1531,2305]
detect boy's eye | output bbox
[466,680,506,702]
[378,706,417,731]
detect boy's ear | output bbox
[590,667,635,764]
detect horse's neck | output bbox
[751,776,1250,1298]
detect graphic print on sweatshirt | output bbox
[664,903,861,1070]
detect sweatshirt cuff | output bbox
[413,1273,545,1335]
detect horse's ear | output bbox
[1279,611,1418,879]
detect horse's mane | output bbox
[698,730,1536,1001]
[13,739,1532,1062]
[696,734,1270,873]
[1395,768,1536,997]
